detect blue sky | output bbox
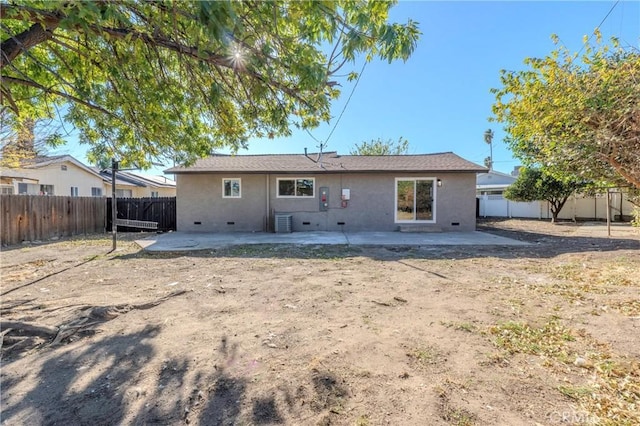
[60,1,639,175]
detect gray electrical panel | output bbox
[319,187,329,211]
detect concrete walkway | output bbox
[136,231,528,252]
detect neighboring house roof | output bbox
[166,152,487,174]
[476,170,517,186]
[97,169,176,188]
[2,155,104,180]
[125,172,176,188]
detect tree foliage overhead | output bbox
[491,33,640,190]
[1,0,420,167]
[504,167,585,222]
[350,136,410,155]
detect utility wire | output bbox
[323,60,367,146]
[578,0,620,54]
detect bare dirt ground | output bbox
[1,219,638,426]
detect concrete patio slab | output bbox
[136,230,528,252]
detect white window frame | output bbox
[222,178,241,198]
[394,177,437,224]
[116,189,132,198]
[40,184,54,195]
[91,187,103,197]
[276,177,315,198]
[70,186,79,197]
[151,191,159,198]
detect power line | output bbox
[578,0,620,54]
[323,60,367,146]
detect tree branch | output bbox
[2,76,117,119]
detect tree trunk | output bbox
[1,21,59,69]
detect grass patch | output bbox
[558,385,593,400]
[610,300,640,317]
[490,319,640,424]
[489,318,574,360]
[441,321,477,333]
[407,345,441,366]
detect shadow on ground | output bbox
[1,330,348,425]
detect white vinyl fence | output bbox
[478,191,634,221]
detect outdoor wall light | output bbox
[437,179,442,187]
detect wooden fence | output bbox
[1,195,106,246]
[106,197,176,232]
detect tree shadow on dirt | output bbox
[1,325,161,425]
[1,330,349,425]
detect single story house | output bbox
[166,151,487,233]
[1,155,105,196]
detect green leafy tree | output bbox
[504,168,585,222]
[350,137,410,155]
[491,33,640,191]
[1,1,420,168]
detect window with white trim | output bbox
[395,178,436,223]
[70,186,79,197]
[91,187,102,197]
[222,178,241,198]
[40,184,54,195]
[151,191,159,198]
[277,178,314,198]
[116,189,132,198]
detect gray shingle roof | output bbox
[166,152,486,174]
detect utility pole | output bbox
[111,158,118,252]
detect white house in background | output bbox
[0,155,105,196]
[476,169,517,197]
[476,169,635,221]
[97,170,176,198]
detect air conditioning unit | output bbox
[274,214,292,233]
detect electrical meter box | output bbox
[319,187,329,211]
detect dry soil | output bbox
[1,219,638,425]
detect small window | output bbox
[277,178,314,198]
[61,165,68,171]
[222,178,241,198]
[1,186,13,195]
[115,189,132,198]
[91,187,102,197]
[40,184,54,195]
[70,187,79,197]
[151,191,159,198]
[18,183,28,194]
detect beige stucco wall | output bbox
[8,161,104,196]
[102,183,176,198]
[176,172,478,232]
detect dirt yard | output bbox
[1,219,638,425]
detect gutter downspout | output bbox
[266,174,270,232]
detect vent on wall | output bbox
[274,214,292,233]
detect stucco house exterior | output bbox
[166,151,487,233]
[1,155,105,196]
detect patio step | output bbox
[398,225,443,233]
